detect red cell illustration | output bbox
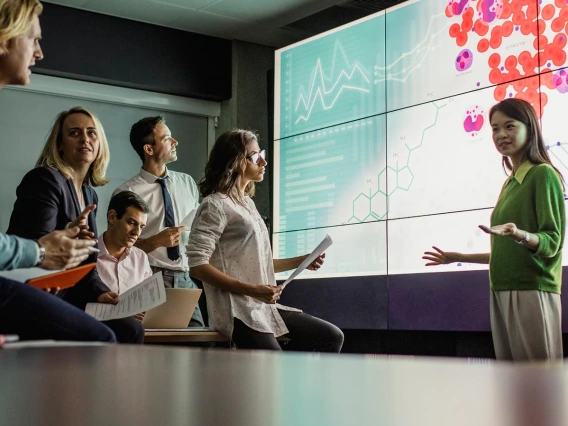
[446,0,568,119]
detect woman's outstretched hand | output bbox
[422,246,460,266]
[479,223,517,237]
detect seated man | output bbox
[97,191,152,321]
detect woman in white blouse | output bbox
[188,129,344,352]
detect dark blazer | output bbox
[7,166,110,307]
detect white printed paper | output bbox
[282,234,333,287]
[179,209,197,228]
[85,272,166,321]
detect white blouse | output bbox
[187,193,300,339]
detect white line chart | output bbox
[293,39,371,124]
[374,13,449,84]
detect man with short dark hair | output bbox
[113,117,204,327]
[97,191,152,322]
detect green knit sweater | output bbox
[490,161,565,293]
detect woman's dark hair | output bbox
[489,98,564,186]
[199,129,259,205]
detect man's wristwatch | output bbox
[36,243,46,266]
[515,231,530,245]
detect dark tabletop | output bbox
[0,345,566,426]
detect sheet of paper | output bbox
[281,234,333,287]
[0,267,61,283]
[179,209,197,228]
[85,272,166,321]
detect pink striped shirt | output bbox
[97,233,152,295]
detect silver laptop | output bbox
[143,288,202,329]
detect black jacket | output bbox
[7,166,110,307]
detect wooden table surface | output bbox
[144,330,229,342]
[0,345,566,426]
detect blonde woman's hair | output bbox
[0,0,42,53]
[36,106,110,187]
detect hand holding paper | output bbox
[281,234,332,287]
[306,253,325,271]
[85,272,166,321]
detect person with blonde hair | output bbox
[188,129,344,351]
[0,0,117,343]
[0,0,43,87]
[8,106,144,344]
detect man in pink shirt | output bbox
[97,191,153,321]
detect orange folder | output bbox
[27,263,96,290]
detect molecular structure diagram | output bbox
[347,102,447,223]
[448,0,568,119]
[347,0,568,224]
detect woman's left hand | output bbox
[306,253,325,271]
[479,223,518,237]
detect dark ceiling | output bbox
[282,0,409,37]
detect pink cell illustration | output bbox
[552,70,568,94]
[447,0,470,16]
[476,0,503,25]
[447,0,568,119]
[464,105,485,137]
[456,49,474,71]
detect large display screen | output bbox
[274,0,568,280]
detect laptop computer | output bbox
[142,288,202,329]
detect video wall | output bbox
[273,0,568,280]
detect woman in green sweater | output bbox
[423,98,565,361]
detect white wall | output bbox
[0,75,220,234]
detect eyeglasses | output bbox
[246,149,266,164]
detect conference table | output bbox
[0,345,566,426]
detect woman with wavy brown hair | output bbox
[188,129,344,352]
[424,98,565,361]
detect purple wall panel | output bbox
[389,268,568,332]
[278,276,388,330]
[388,270,491,331]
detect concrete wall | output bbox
[216,40,275,219]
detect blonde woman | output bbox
[8,107,144,343]
[0,1,116,343]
